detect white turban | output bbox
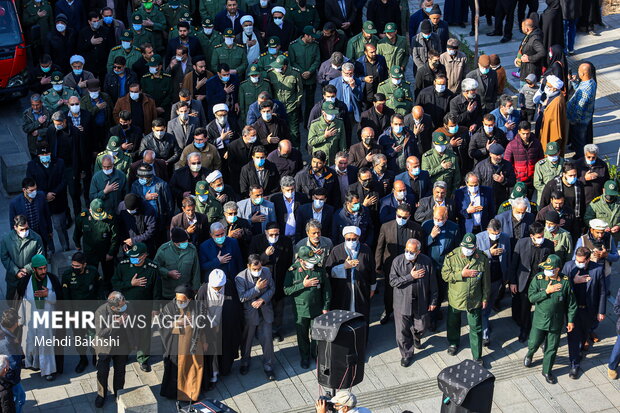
[206,170,222,183]
[271,6,286,15]
[212,103,229,114]
[208,269,227,287]
[240,15,254,25]
[589,219,609,230]
[70,55,85,65]
[342,226,361,237]
[545,75,564,90]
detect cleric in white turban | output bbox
[537,73,568,155]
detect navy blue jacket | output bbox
[332,206,374,246]
[205,74,240,120]
[378,193,417,224]
[563,260,607,317]
[199,237,243,280]
[453,185,495,234]
[214,10,247,35]
[165,36,204,64]
[26,158,68,215]
[9,191,52,239]
[394,170,432,199]
[354,54,388,82]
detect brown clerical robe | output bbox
[539,94,568,155]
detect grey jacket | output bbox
[235,267,275,325]
[411,32,442,69]
[170,99,207,126]
[236,198,277,233]
[166,115,200,150]
[22,107,52,157]
[389,252,438,316]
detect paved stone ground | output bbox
[1,1,620,412]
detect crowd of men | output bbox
[0,0,617,410]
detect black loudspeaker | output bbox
[437,360,495,413]
[311,310,367,389]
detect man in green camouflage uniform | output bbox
[194,181,224,223]
[106,31,143,72]
[387,87,412,115]
[211,28,247,76]
[377,22,408,71]
[199,0,226,24]
[497,182,538,214]
[287,1,320,30]
[523,254,577,384]
[140,54,173,115]
[41,71,78,113]
[308,102,345,164]
[239,64,272,124]
[129,14,155,48]
[131,0,167,53]
[94,136,132,174]
[267,55,303,145]
[421,132,461,196]
[256,36,286,78]
[288,26,321,123]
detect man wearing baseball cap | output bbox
[307,101,345,164]
[284,246,331,368]
[267,55,303,146]
[523,254,576,384]
[41,71,78,113]
[441,233,490,363]
[377,22,408,72]
[288,26,321,122]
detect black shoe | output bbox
[474,358,484,367]
[500,37,512,43]
[273,332,284,342]
[543,372,557,384]
[469,30,475,36]
[400,356,414,367]
[265,369,276,381]
[379,311,392,325]
[95,395,105,408]
[518,331,528,342]
[428,320,437,332]
[486,16,493,25]
[300,358,310,369]
[45,374,55,381]
[140,362,151,372]
[240,365,249,375]
[487,31,500,36]
[447,345,458,356]
[414,336,422,349]
[523,355,532,367]
[75,358,88,373]
[482,338,490,347]
[569,366,580,379]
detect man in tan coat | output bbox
[537,75,568,155]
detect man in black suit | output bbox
[324,0,356,35]
[66,96,95,202]
[360,95,395,139]
[295,150,342,208]
[294,187,334,242]
[403,106,434,155]
[370,153,395,199]
[227,125,259,194]
[214,0,246,35]
[349,127,383,169]
[219,201,253,257]
[165,22,204,64]
[268,175,309,240]
[376,203,425,324]
[465,54,499,114]
[249,221,294,341]
[414,180,455,224]
[109,110,143,161]
[379,180,417,224]
[239,145,281,197]
[332,151,359,205]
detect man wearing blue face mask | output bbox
[155,227,202,300]
[240,145,281,196]
[41,71,79,113]
[539,161,586,226]
[130,163,174,237]
[468,113,507,164]
[199,222,243,280]
[106,31,142,73]
[90,154,127,215]
[332,191,374,245]
[466,54,499,113]
[411,20,441,74]
[421,132,461,196]
[112,242,160,373]
[237,185,277,235]
[101,7,126,43]
[63,55,95,95]
[265,7,294,51]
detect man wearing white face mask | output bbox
[211,29,247,77]
[265,7,293,51]
[439,38,467,93]
[490,95,520,140]
[534,141,564,202]
[235,254,276,379]
[270,175,308,239]
[325,226,377,322]
[494,196,535,252]
[476,219,511,346]
[454,172,494,234]
[90,154,127,215]
[535,74,567,154]
[442,233,490,362]
[509,221,554,342]
[167,101,199,149]
[390,238,437,365]
[235,15,263,64]
[252,100,290,153]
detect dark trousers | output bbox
[87,256,115,294]
[96,354,128,397]
[384,282,394,315]
[447,306,482,360]
[394,311,427,358]
[494,0,517,39]
[567,308,594,367]
[512,289,532,334]
[521,108,535,123]
[295,316,316,361]
[527,328,560,374]
[517,0,539,25]
[302,84,317,125]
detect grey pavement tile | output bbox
[569,386,615,412]
[367,363,401,388]
[413,395,442,412]
[73,401,97,413]
[554,371,595,392]
[596,382,620,408]
[387,360,430,385]
[31,386,71,407]
[491,403,503,413]
[393,402,422,413]
[491,380,528,407]
[500,401,538,413]
[529,397,558,413]
[248,387,290,411]
[274,383,307,409]
[231,393,259,413]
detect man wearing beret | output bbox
[421,132,461,196]
[112,242,160,372]
[73,198,119,293]
[284,246,331,368]
[442,233,490,363]
[524,254,576,384]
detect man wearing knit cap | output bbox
[324,226,377,322]
[465,54,499,113]
[411,20,441,72]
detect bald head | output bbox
[393,180,406,192]
[434,206,448,221]
[578,63,593,80]
[278,139,292,155]
[360,127,375,139]
[412,106,424,120]
[406,156,420,170]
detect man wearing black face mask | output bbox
[109,111,143,160]
[349,127,383,169]
[584,180,620,242]
[61,252,102,373]
[360,93,395,138]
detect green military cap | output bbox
[272,54,288,68]
[604,180,619,196]
[303,26,321,39]
[363,20,377,34]
[169,0,179,5]
[267,36,281,47]
[31,254,48,268]
[539,254,561,270]
[106,136,121,151]
[390,66,403,79]
[195,180,209,195]
[223,28,235,37]
[460,233,476,249]
[121,30,134,40]
[510,182,527,199]
[248,64,260,76]
[132,14,143,23]
[127,242,147,258]
[298,246,319,264]
[545,141,559,156]
[50,71,63,84]
[180,11,191,20]
[90,198,107,220]
[393,87,406,101]
[432,131,448,145]
[384,22,397,33]
[203,17,214,27]
[322,101,339,115]
[148,54,162,66]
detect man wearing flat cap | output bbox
[324,226,377,322]
[284,246,331,368]
[523,254,576,384]
[112,242,160,372]
[73,198,119,293]
[442,233,490,363]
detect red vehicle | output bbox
[0,0,28,97]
